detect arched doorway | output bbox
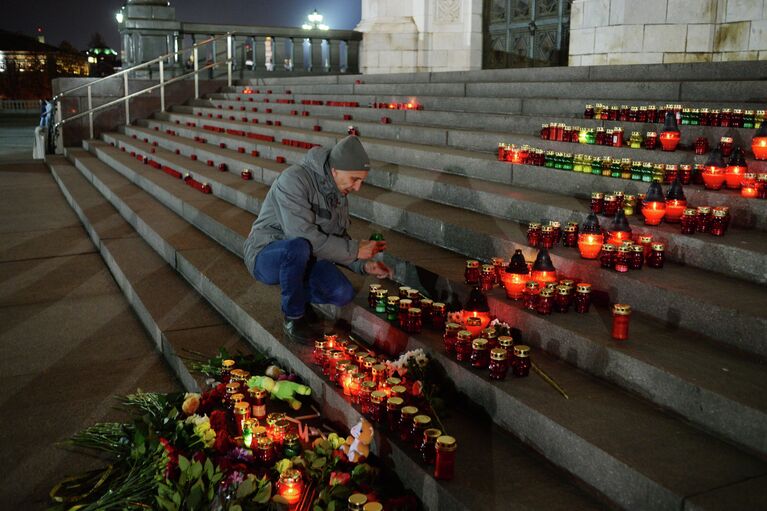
[483,0,571,68]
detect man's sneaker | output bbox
[283,315,321,345]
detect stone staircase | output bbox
[46,61,767,511]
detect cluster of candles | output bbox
[371,101,423,110]
[498,141,765,196]
[591,180,733,235]
[368,285,447,334]
[540,122,658,150]
[217,361,306,503]
[466,250,633,340]
[311,333,458,481]
[701,146,766,198]
[584,103,764,129]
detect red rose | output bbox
[329,471,351,486]
[209,410,229,434]
[213,430,233,454]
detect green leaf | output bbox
[313,505,324,511]
[172,491,182,506]
[178,455,191,473]
[156,495,176,510]
[230,506,242,511]
[272,495,290,505]
[204,458,214,479]
[190,461,203,480]
[327,501,336,511]
[187,481,203,510]
[236,477,256,499]
[311,456,327,469]
[253,480,272,504]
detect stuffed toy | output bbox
[340,418,374,462]
[247,375,311,410]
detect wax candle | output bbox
[741,173,758,198]
[725,148,748,189]
[531,249,557,286]
[752,124,767,159]
[434,436,457,480]
[611,304,632,340]
[659,112,681,151]
[502,250,529,300]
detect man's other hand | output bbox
[357,240,387,259]
[364,261,392,279]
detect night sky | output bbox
[3,0,361,51]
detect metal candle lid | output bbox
[436,435,457,452]
[498,336,513,349]
[513,345,531,357]
[612,304,632,315]
[490,348,508,361]
[576,283,592,293]
[472,338,489,350]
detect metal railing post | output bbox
[123,73,130,125]
[227,33,233,87]
[159,60,165,112]
[193,46,199,99]
[87,85,94,139]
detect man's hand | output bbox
[364,261,392,279]
[357,240,386,259]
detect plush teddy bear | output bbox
[340,418,374,463]
[247,375,311,410]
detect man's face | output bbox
[331,169,369,196]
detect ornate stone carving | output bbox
[435,0,461,23]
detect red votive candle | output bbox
[611,304,632,340]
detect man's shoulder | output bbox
[273,164,315,192]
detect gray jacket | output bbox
[243,147,366,275]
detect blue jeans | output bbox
[253,238,355,319]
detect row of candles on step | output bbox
[312,333,457,480]
[497,143,765,197]
[464,251,633,340]
[584,103,764,129]
[541,122,741,156]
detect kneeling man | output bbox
[244,136,392,343]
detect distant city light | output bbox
[115,11,124,23]
[303,9,329,30]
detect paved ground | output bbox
[0,114,39,162]
[0,160,180,509]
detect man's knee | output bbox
[328,280,355,306]
[284,238,311,263]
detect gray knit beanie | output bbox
[329,136,370,171]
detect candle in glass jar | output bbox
[523,281,540,311]
[434,435,457,480]
[464,260,481,285]
[455,330,473,362]
[464,316,483,338]
[421,428,442,465]
[512,345,531,377]
[375,289,388,313]
[277,468,304,504]
[367,284,382,308]
[470,338,490,369]
[741,173,758,198]
[577,233,603,259]
[664,179,687,223]
[648,243,665,268]
[611,304,632,340]
[527,222,542,247]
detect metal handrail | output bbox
[52,32,234,153]
[52,33,231,102]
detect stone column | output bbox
[292,37,305,71]
[272,37,288,71]
[328,39,341,72]
[310,38,324,72]
[346,40,360,73]
[254,35,267,72]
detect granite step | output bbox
[132,113,767,287]
[221,79,766,103]
[239,61,767,85]
[151,110,767,233]
[95,132,767,455]
[119,123,767,357]
[177,102,767,227]
[202,95,761,151]
[46,157,251,393]
[64,145,610,511]
[76,138,767,511]
[222,86,766,116]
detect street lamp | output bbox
[303,9,329,30]
[115,10,124,23]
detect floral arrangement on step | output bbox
[49,352,418,511]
